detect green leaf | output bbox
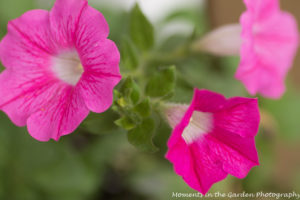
[120,37,140,70]
[128,118,158,153]
[145,66,176,98]
[114,116,136,131]
[120,77,140,105]
[164,9,199,24]
[81,111,119,135]
[133,97,151,118]
[162,7,208,36]
[130,4,154,51]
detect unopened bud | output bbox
[192,24,242,56]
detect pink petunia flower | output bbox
[0,0,121,141]
[236,0,299,98]
[165,89,260,195]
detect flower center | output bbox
[52,51,84,85]
[182,110,213,144]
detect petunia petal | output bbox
[49,0,109,49]
[254,12,299,75]
[165,89,260,195]
[209,129,259,178]
[236,62,285,98]
[193,89,226,112]
[0,10,53,71]
[167,89,226,148]
[78,39,121,113]
[167,137,228,195]
[0,67,89,141]
[27,85,89,141]
[78,72,120,113]
[243,0,279,20]
[214,97,260,137]
[75,2,109,49]
[80,39,120,76]
[238,0,299,98]
[0,0,120,142]
[167,131,258,194]
[0,70,55,126]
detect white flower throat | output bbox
[182,111,213,144]
[52,51,84,85]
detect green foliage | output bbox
[164,9,199,23]
[120,37,140,71]
[129,4,154,51]
[145,66,176,98]
[133,97,151,118]
[115,116,136,131]
[114,65,176,153]
[119,77,141,105]
[114,76,158,152]
[162,8,208,36]
[128,118,158,153]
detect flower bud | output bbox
[192,24,242,56]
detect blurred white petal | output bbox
[192,24,242,56]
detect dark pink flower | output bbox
[0,0,121,141]
[236,0,299,98]
[165,89,260,194]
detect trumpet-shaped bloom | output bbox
[0,0,121,141]
[236,0,299,98]
[165,89,260,194]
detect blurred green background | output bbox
[0,0,300,199]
